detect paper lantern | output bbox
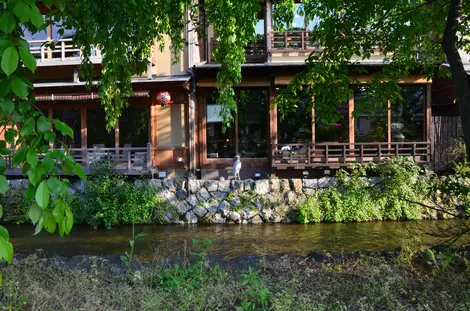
[156,91,171,107]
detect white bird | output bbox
[233,155,241,180]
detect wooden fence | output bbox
[272,142,431,170]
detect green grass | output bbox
[1,250,470,311]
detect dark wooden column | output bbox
[80,108,87,165]
[150,91,158,167]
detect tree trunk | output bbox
[442,0,470,159]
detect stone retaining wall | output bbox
[140,177,341,224]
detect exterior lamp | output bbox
[156,91,171,107]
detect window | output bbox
[53,109,81,148]
[206,89,268,158]
[278,96,312,144]
[354,86,388,142]
[391,85,424,142]
[87,109,115,147]
[119,107,149,147]
[316,102,349,143]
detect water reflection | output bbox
[5,220,465,261]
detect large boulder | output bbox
[186,195,199,207]
[189,180,203,194]
[254,179,270,195]
[229,211,242,223]
[175,189,187,200]
[164,191,177,205]
[231,180,244,193]
[303,179,318,189]
[290,179,303,194]
[286,191,299,204]
[280,179,291,193]
[149,179,163,191]
[185,211,197,224]
[176,201,191,215]
[270,178,280,192]
[196,188,211,202]
[218,180,231,193]
[317,177,331,189]
[193,205,208,218]
[163,179,176,192]
[212,213,226,224]
[211,191,227,200]
[218,201,232,217]
[204,180,219,192]
[244,179,255,191]
[249,215,263,224]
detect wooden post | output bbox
[47,24,52,59]
[387,100,392,152]
[235,111,239,156]
[425,84,432,142]
[265,0,272,61]
[114,119,120,163]
[269,85,277,167]
[311,106,315,144]
[80,108,87,166]
[348,96,354,153]
[150,92,158,167]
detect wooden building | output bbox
[9,1,462,179]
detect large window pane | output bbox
[237,89,268,158]
[120,107,149,147]
[206,90,236,158]
[316,102,349,143]
[53,109,81,148]
[391,85,424,142]
[278,96,312,144]
[87,109,115,147]
[354,86,388,142]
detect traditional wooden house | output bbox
[7,1,463,179]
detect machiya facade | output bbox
[8,1,463,179]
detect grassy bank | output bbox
[1,247,470,310]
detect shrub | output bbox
[0,182,32,224]
[297,157,426,223]
[71,161,169,228]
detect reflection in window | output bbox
[238,89,268,158]
[120,107,149,147]
[206,89,267,159]
[278,96,312,144]
[391,85,424,142]
[87,109,115,147]
[53,109,81,148]
[354,87,387,142]
[316,102,349,143]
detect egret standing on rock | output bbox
[233,155,241,180]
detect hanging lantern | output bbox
[156,91,171,107]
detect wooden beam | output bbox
[387,100,392,147]
[274,75,433,86]
[150,92,158,167]
[80,108,87,165]
[196,78,271,88]
[348,96,354,146]
[425,84,432,142]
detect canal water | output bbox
[5,220,466,261]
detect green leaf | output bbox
[26,148,38,168]
[74,163,87,180]
[42,153,54,174]
[34,216,43,235]
[43,211,56,233]
[42,0,54,9]
[44,131,56,142]
[61,160,74,175]
[46,176,62,194]
[0,98,14,114]
[27,164,42,186]
[0,204,3,219]
[0,225,8,240]
[11,148,27,168]
[0,40,14,56]
[0,158,5,174]
[53,120,74,138]
[21,117,35,136]
[11,76,28,99]
[35,181,50,209]
[0,176,8,195]
[0,79,11,97]
[1,46,19,77]
[0,237,13,264]
[28,203,42,225]
[13,1,31,23]
[19,45,36,72]
[64,207,73,234]
[29,6,43,29]
[0,12,16,34]
[25,183,37,201]
[52,199,65,224]
[37,116,49,133]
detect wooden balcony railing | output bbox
[209,37,267,63]
[272,142,431,169]
[28,39,102,64]
[270,30,321,52]
[4,144,153,175]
